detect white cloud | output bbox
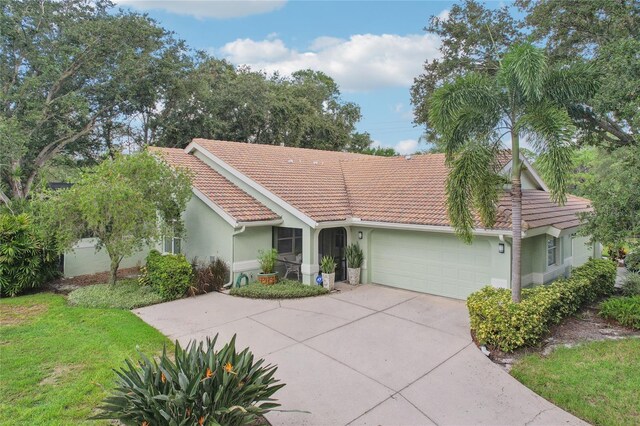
[436,9,450,22]
[114,0,286,19]
[394,139,419,155]
[218,32,441,92]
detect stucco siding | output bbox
[182,195,233,265]
[572,235,593,267]
[63,238,147,277]
[233,226,272,282]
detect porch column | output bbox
[300,227,319,285]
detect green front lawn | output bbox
[230,279,328,299]
[0,293,170,425]
[511,339,640,426]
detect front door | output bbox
[318,228,347,281]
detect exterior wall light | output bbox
[358,231,363,240]
[498,243,505,254]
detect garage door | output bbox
[370,230,493,299]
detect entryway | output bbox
[318,227,347,281]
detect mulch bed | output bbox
[47,267,141,295]
[485,300,640,371]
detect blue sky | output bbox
[115,1,462,153]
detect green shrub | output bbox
[144,250,192,300]
[345,243,364,268]
[257,248,278,274]
[0,213,59,297]
[320,255,336,274]
[621,272,640,296]
[467,258,617,352]
[600,296,640,329]
[230,279,328,299]
[625,251,640,272]
[190,257,230,295]
[94,335,285,425]
[68,279,163,309]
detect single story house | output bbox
[146,139,597,300]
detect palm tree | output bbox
[428,43,595,302]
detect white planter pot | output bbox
[347,267,361,285]
[322,272,335,290]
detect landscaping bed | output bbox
[0,293,169,425]
[48,266,140,294]
[230,280,329,299]
[67,278,164,309]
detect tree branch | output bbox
[22,107,107,197]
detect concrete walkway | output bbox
[134,284,586,426]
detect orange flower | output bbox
[198,416,205,425]
[224,362,234,373]
[142,421,149,426]
[205,368,213,378]
[161,372,166,383]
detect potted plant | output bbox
[257,248,278,285]
[320,255,336,290]
[345,243,364,285]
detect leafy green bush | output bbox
[600,296,640,329]
[467,258,617,352]
[320,256,336,273]
[0,213,59,297]
[94,335,285,425]
[190,257,229,295]
[68,279,163,309]
[257,248,278,274]
[231,279,328,299]
[625,251,640,272]
[144,250,192,300]
[345,243,364,268]
[621,272,640,296]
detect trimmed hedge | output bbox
[143,250,192,301]
[467,258,616,352]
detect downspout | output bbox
[223,225,246,289]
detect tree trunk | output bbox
[108,256,122,285]
[511,132,522,303]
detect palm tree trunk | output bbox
[511,132,522,303]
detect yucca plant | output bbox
[93,335,285,425]
[345,243,364,269]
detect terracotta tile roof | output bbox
[497,190,592,231]
[156,140,592,232]
[149,147,280,223]
[191,139,370,222]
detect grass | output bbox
[67,278,163,309]
[0,293,170,425]
[511,339,640,426]
[599,296,640,329]
[230,279,328,299]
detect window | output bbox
[163,236,182,254]
[273,227,302,255]
[547,237,557,266]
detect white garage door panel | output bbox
[370,230,493,300]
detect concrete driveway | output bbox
[134,284,585,426]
